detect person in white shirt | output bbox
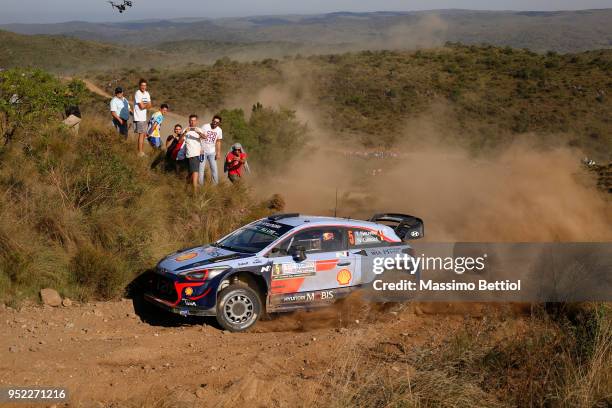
[134,79,152,157]
[109,87,131,138]
[182,114,206,189]
[198,115,223,185]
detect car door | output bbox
[267,227,357,309]
[347,227,405,285]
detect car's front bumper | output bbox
[142,269,218,316]
[144,293,216,316]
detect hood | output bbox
[158,245,252,274]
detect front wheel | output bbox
[215,284,262,332]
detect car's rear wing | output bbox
[368,213,424,240]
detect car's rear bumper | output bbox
[144,293,216,317]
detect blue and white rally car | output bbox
[144,213,423,332]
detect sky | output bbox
[1,0,612,24]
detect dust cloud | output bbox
[220,57,610,243]
[256,135,611,242]
[245,96,611,243]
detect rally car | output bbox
[143,213,424,332]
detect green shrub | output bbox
[0,68,84,144]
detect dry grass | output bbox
[0,116,280,305]
[301,304,611,408]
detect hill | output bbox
[0,60,610,408]
[93,44,612,160]
[3,9,612,53]
[0,30,171,73]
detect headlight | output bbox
[182,266,229,281]
[207,266,230,280]
[184,270,208,281]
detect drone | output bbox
[107,0,133,13]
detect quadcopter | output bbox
[107,0,133,13]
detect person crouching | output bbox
[225,143,247,183]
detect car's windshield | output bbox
[215,220,293,254]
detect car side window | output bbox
[290,228,346,253]
[348,228,385,248]
[268,238,291,258]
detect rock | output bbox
[8,346,18,353]
[62,298,72,307]
[195,387,207,399]
[40,289,62,307]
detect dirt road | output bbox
[0,296,482,407]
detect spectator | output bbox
[166,123,182,150]
[198,115,223,185]
[182,114,206,189]
[225,143,248,183]
[63,103,81,136]
[165,124,185,173]
[146,103,169,149]
[134,79,152,157]
[110,87,131,138]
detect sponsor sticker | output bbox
[176,252,198,262]
[272,262,317,280]
[280,290,335,304]
[184,287,194,296]
[337,269,352,285]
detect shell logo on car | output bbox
[184,287,194,296]
[336,269,352,285]
[176,252,197,262]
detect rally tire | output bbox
[215,284,262,332]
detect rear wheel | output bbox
[215,284,262,332]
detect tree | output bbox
[218,104,308,174]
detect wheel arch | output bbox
[217,270,268,300]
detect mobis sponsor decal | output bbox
[280,290,336,304]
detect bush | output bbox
[0,115,281,304]
[0,68,84,144]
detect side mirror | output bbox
[289,245,307,262]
